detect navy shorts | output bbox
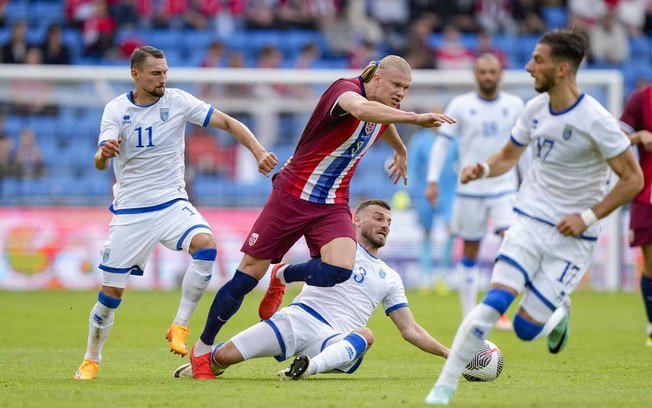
[241,188,356,263]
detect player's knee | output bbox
[211,342,231,367]
[513,313,543,341]
[353,327,374,348]
[481,288,515,315]
[191,248,217,261]
[190,233,216,252]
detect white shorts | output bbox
[99,200,212,288]
[232,304,363,374]
[450,193,516,241]
[491,214,595,323]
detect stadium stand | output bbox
[0,1,651,207]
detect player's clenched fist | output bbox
[460,162,488,184]
[256,151,279,176]
[100,139,121,158]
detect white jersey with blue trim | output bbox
[511,93,631,237]
[98,88,213,211]
[442,91,524,196]
[291,244,408,332]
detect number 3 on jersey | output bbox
[353,266,367,284]
[135,126,154,148]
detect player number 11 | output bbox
[135,126,154,148]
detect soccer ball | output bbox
[462,340,503,382]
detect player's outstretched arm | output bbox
[460,140,526,184]
[380,125,408,185]
[557,148,643,237]
[425,136,452,206]
[389,307,449,358]
[94,139,121,170]
[337,92,455,127]
[208,109,278,177]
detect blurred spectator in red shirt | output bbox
[82,0,116,57]
[474,30,509,68]
[435,25,474,69]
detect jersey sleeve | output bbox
[98,101,121,147]
[177,90,214,127]
[590,112,632,160]
[381,266,408,315]
[510,103,533,147]
[330,79,365,115]
[619,89,643,134]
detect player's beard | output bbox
[534,73,554,93]
[361,228,386,250]
[478,80,498,96]
[146,85,166,98]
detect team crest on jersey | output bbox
[379,271,386,279]
[102,248,111,263]
[563,125,573,140]
[122,114,131,124]
[249,233,259,246]
[160,108,170,121]
[364,122,376,135]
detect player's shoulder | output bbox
[520,93,549,116]
[499,91,525,106]
[449,91,477,105]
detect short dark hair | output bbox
[131,46,165,70]
[539,28,588,71]
[355,199,391,215]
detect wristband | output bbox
[479,162,490,179]
[580,209,598,227]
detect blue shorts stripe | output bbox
[176,224,212,250]
[99,264,144,276]
[262,320,287,362]
[513,208,598,241]
[527,283,557,312]
[385,302,408,316]
[290,303,333,327]
[110,198,188,215]
[495,254,530,285]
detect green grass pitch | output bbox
[1,289,650,408]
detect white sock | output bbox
[647,323,652,336]
[435,303,499,390]
[193,339,212,356]
[309,338,365,375]
[533,306,565,340]
[276,264,290,285]
[174,259,213,326]
[458,263,479,317]
[84,302,115,363]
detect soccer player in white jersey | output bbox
[426,54,524,330]
[425,28,643,405]
[174,199,450,380]
[73,46,278,380]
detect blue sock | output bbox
[200,271,258,345]
[641,275,652,328]
[420,238,432,284]
[283,258,352,287]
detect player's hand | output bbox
[414,113,456,128]
[100,139,121,159]
[256,151,279,177]
[639,130,652,151]
[556,214,589,237]
[460,163,485,184]
[387,151,408,185]
[425,182,438,206]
